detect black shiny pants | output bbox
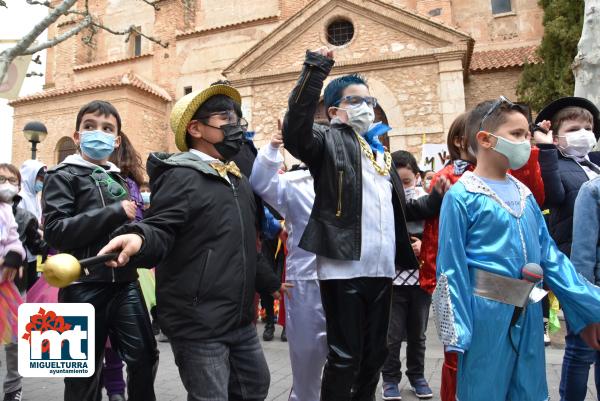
[59,281,159,401]
[320,277,393,401]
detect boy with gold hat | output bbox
[100,83,285,401]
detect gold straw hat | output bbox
[170,84,242,151]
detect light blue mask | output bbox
[141,192,151,205]
[80,130,116,161]
[34,181,43,193]
[490,133,531,170]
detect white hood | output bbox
[18,159,46,222]
[61,154,121,173]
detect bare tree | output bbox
[574,0,600,108]
[0,0,167,85]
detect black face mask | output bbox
[206,123,244,161]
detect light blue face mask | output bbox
[34,181,43,193]
[490,133,531,170]
[80,130,116,161]
[141,192,151,205]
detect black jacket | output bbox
[13,196,48,260]
[113,152,280,341]
[283,51,442,268]
[539,144,600,256]
[42,155,136,283]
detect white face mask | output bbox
[558,129,596,158]
[340,102,375,135]
[0,183,18,203]
[404,186,416,200]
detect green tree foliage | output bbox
[517,0,585,111]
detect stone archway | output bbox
[55,137,77,164]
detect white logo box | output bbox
[18,303,95,378]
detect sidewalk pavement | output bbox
[1,318,597,400]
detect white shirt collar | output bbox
[189,148,219,163]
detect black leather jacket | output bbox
[283,51,442,268]
[42,155,137,283]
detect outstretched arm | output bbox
[282,48,335,168]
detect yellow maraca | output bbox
[42,253,118,288]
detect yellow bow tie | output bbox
[209,161,242,179]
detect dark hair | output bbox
[551,106,593,136]
[75,100,122,133]
[392,150,420,175]
[447,112,469,161]
[109,131,145,186]
[466,99,528,155]
[421,170,434,179]
[0,163,21,186]
[323,73,368,111]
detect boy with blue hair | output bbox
[283,47,450,401]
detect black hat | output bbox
[535,97,600,139]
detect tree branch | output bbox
[3,0,79,61]
[22,16,92,55]
[90,22,168,48]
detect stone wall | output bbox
[451,0,543,49]
[464,68,522,110]
[247,62,443,156]
[11,88,169,169]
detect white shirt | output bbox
[249,144,317,280]
[316,149,396,280]
[189,148,230,183]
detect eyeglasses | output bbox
[196,111,249,130]
[91,168,127,199]
[335,95,378,109]
[479,96,527,132]
[0,176,19,185]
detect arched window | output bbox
[55,137,77,164]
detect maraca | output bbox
[43,253,118,288]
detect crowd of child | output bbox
[1,46,600,401]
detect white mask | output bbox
[341,103,375,135]
[558,129,597,158]
[0,183,18,203]
[404,186,416,200]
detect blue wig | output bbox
[323,73,369,111]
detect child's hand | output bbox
[121,200,137,221]
[312,46,334,59]
[410,237,422,258]
[533,120,554,145]
[272,282,295,300]
[432,176,452,196]
[271,131,283,148]
[98,233,143,267]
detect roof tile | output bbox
[9,72,171,105]
[470,45,539,72]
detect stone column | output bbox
[436,57,466,137]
